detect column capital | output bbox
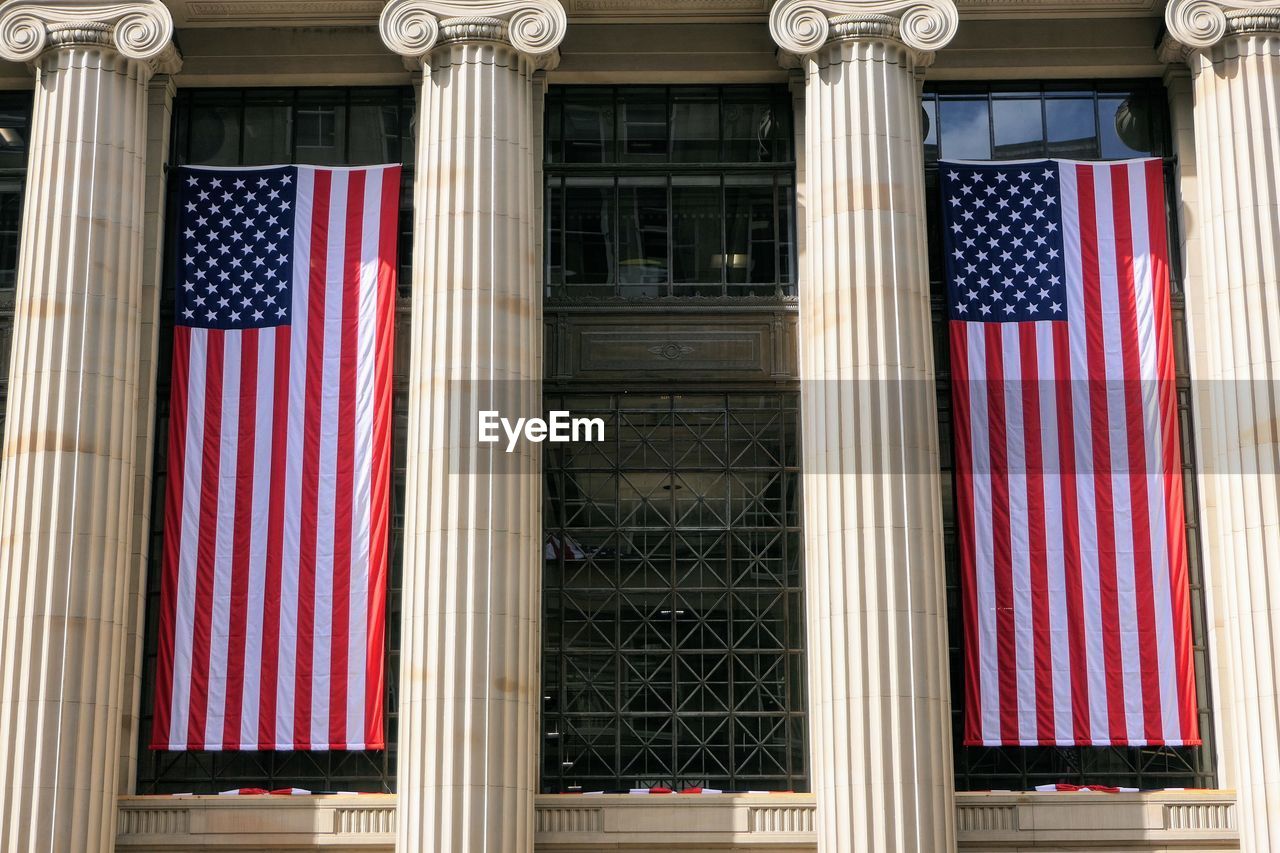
[1165,0,1280,52]
[769,0,958,58]
[379,0,566,67]
[0,0,180,72]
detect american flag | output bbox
[151,164,400,751]
[943,158,1199,747]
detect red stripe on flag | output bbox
[1110,163,1164,743]
[950,323,983,746]
[152,326,193,748]
[295,170,333,748]
[984,324,1019,744]
[365,167,399,748]
[1076,164,1128,744]
[1017,323,1056,743]
[224,329,260,748]
[1051,321,1090,744]
[329,170,365,747]
[259,327,290,748]
[188,331,226,749]
[1145,159,1199,744]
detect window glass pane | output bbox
[922,98,938,164]
[0,108,27,171]
[723,94,789,163]
[546,96,563,163]
[1100,93,1161,159]
[938,98,991,160]
[0,180,21,290]
[295,95,345,165]
[187,101,241,165]
[564,177,614,294]
[992,98,1044,159]
[349,104,402,165]
[619,88,668,162]
[618,177,668,298]
[242,98,291,166]
[777,174,794,287]
[724,174,777,294]
[563,94,613,163]
[671,175,721,296]
[671,89,719,163]
[1046,96,1097,159]
[546,179,564,294]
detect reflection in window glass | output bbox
[0,181,21,290]
[923,100,938,163]
[620,88,668,162]
[671,89,719,163]
[564,177,614,293]
[1100,94,1158,160]
[545,87,796,300]
[188,103,241,165]
[563,97,613,163]
[349,104,402,165]
[671,176,721,296]
[939,98,991,160]
[242,100,291,165]
[296,102,345,165]
[1046,97,1098,159]
[992,98,1044,159]
[618,177,668,298]
[725,174,777,293]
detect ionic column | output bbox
[0,2,179,851]
[769,3,957,852]
[379,3,564,851]
[1165,4,1280,850]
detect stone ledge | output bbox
[115,790,1239,851]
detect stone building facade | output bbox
[0,0,1271,851]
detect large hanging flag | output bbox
[943,158,1199,747]
[151,164,400,751]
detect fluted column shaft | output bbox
[380,3,563,851]
[1166,5,1280,851]
[0,3,178,851]
[771,3,957,851]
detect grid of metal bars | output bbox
[540,393,807,793]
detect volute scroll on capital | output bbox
[1165,0,1280,50]
[768,0,959,57]
[0,0,180,71]
[379,0,567,66]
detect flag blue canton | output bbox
[175,166,297,330]
[941,160,1068,322]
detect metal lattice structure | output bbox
[540,393,807,793]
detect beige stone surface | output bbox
[114,791,1241,851]
[0,2,178,851]
[769,2,958,852]
[378,1,565,851]
[1165,3,1280,852]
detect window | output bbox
[545,86,796,300]
[540,86,806,795]
[135,88,414,794]
[541,393,806,793]
[0,93,31,442]
[923,81,1217,790]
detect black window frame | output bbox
[135,86,415,795]
[544,85,798,302]
[923,79,1218,791]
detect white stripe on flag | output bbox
[348,167,382,746]
[967,329,1000,744]
[278,168,314,748]
[170,329,209,749]
[206,336,243,749]
[241,327,277,748]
